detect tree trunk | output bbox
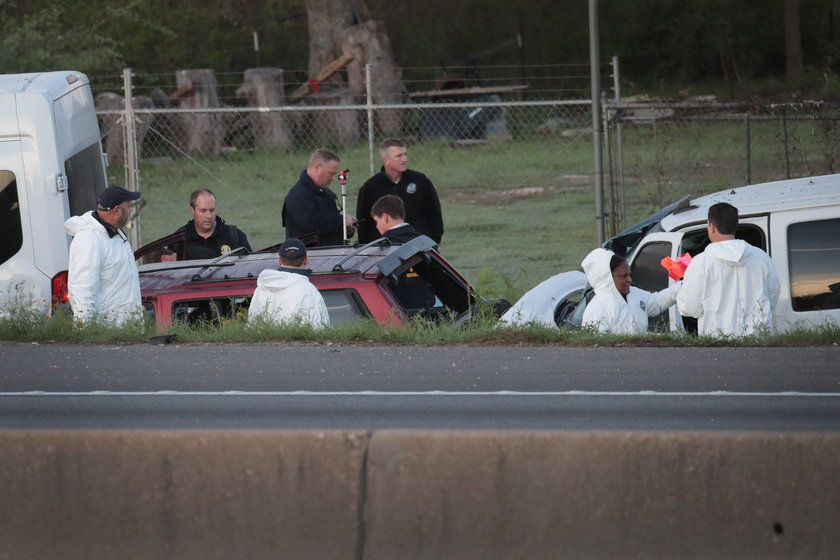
[302,86,360,145]
[305,0,355,85]
[236,68,294,150]
[785,0,804,80]
[95,92,154,165]
[341,20,406,136]
[175,69,223,156]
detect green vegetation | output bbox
[2,306,837,347]
[3,1,838,102]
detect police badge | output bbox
[406,183,417,194]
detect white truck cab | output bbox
[619,175,840,332]
[0,71,107,317]
[502,174,840,333]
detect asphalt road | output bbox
[1,342,838,430]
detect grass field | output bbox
[115,114,838,303]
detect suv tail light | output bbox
[51,270,69,310]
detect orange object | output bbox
[660,252,692,281]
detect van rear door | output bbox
[0,140,45,314]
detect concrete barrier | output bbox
[0,430,369,560]
[1,430,838,559]
[365,431,840,559]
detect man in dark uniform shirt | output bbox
[356,138,443,244]
[169,188,251,260]
[282,148,358,246]
[370,194,423,244]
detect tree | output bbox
[785,0,804,80]
[0,3,124,74]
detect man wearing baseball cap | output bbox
[62,186,143,326]
[247,238,330,329]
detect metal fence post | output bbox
[611,55,626,231]
[744,113,752,184]
[602,91,616,237]
[589,0,605,245]
[366,62,376,176]
[122,68,141,248]
[781,108,791,179]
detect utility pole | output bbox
[589,0,605,245]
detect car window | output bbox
[632,241,672,293]
[171,289,370,327]
[788,218,840,312]
[64,142,106,217]
[0,175,22,266]
[321,289,370,325]
[630,241,672,331]
[173,296,251,326]
[680,223,766,257]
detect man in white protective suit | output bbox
[581,248,681,334]
[677,202,780,337]
[247,237,330,329]
[63,186,143,326]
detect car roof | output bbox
[660,173,840,230]
[138,237,438,287]
[604,173,840,257]
[0,71,88,97]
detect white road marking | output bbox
[0,390,839,397]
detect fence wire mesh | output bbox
[93,67,840,296]
[602,101,840,237]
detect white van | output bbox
[502,174,840,333]
[0,71,107,317]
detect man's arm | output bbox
[676,256,705,319]
[67,231,102,323]
[355,182,377,243]
[766,256,781,309]
[643,281,682,317]
[236,227,252,252]
[423,176,444,243]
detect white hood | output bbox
[63,211,100,237]
[704,239,749,266]
[255,268,311,292]
[581,248,618,296]
[247,268,330,329]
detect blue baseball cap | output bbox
[97,186,141,210]
[279,237,307,259]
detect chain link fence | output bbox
[93,66,840,296]
[602,100,840,237]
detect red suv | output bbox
[135,235,492,328]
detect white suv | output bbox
[501,174,840,333]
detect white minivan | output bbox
[0,71,107,317]
[501,174,840,333]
